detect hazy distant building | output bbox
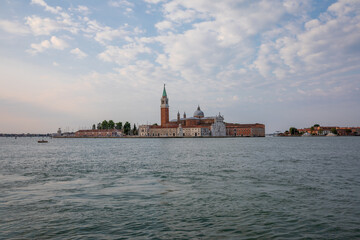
[75,129,122,137]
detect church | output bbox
[138,85,265,137]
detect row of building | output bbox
[138,85,265,137]
[73,85,265,138]
[297,126,360,136]
[74,129,122,137]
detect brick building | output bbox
[75,129,122,137]
[139,85,265,137]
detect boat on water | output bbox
[38,140,48,143]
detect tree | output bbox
[108,120,115,129]
[289,127,298,135]
[331,128,337,134]
[133,124,137,135]
[92,124,96,130]
[101,120,109,129]
[123,122,131,135]
[97,122,102,129]
[115,122,122,130]
[314,124,320,127]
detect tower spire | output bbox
[162,84,167,97]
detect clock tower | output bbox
[161,84,169,126]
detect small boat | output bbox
[38,140,48,143]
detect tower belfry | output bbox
[161,84,169,126]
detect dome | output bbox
[193,105,204,118]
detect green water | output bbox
[1,137,359,239]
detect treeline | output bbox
[92,120,138,135]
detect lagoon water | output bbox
[1,137,360,239]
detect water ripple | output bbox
[0,137,360,239]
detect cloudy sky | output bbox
[1,0,360,133]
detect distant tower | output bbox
[177,111,180,123]
[161,84,169,126]
[183,112,186,118]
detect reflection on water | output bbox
[1,137,360,239]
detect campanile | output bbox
[160,84,169,126]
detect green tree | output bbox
[115,122,123,130]
[314,124,320,127]
[331,128,337,134]
[101,120,109,129]
[92,124,96,130]
[108,120,115,129]
[97,122,102,129]
[289,127,298,135]
[123,122,131,135]
[133,124,137,135]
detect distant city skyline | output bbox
[1,0,360,134]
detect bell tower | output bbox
[161,84,169,126]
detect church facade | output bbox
[139,85,265,137]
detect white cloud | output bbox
[148,0,290,88]
[108,0,134,15]
[108,0,134,8]
[82,19,133,44]
[70,48,88,59]
[28,36,68,54]
[50,36,68,49]
[0,20,30,35]
[98,43,151,65]
[95,27,130,44]
[327,0,358,16]
[144,0,165,4]
[28,1,81,35]
[70,5,91,15]
[25,15,60,35]
[253,0,360,83]
[24,1,141,46]
[283,0,312,16]
[29,39,51,54]
[155,20,173,31]
[31,0,62,14]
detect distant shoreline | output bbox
[52,136,262,139]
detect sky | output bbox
[0,0,360,134]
